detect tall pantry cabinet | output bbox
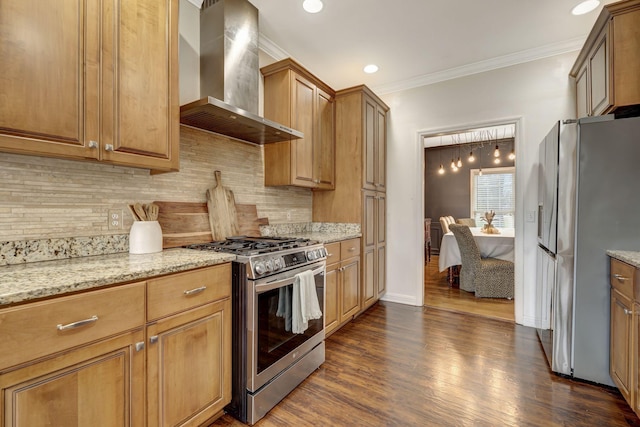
[313,85,389,312]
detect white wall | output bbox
[380,52,577,326]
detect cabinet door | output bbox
[375,106,387,191]
[0,329,144,427]
[611,288,632,402]
[377,244,386,298]
[0,0,100,160]
[589,29,610,116]
[575,63,589,118]
[100,0,179,171]
[314,87,335,190]
[635,302,640,415]
[363,98,377,190]
[340,258,360,321]
[324,264,339,335]
[291,74,316,187]
[147,299,231,427]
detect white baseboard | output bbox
[380,292,421,306]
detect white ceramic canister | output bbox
[129,221,163,254]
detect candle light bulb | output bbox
[438,164,445,174]
[468,151,475,162]
[494,144,500,157]
[457,157,462,168]
[451,159,455,169]
[479,168,483,176]
[508,149,516,160]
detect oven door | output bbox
[247,262,325,393]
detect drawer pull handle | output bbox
[57,315,98,331]
[184,286,207,296]
[624,308,633,316]
[150,335,159,344]
[327,253,334,257]
[348,247,356,252]
[614,274,629,282]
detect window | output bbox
[470,167,515,228]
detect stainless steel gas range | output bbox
[186,237,327,424]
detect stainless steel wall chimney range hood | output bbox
[179,0,303,144]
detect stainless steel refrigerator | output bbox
[536,114,640,386]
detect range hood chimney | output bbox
[180,0,303,144]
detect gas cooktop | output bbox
[185,236,317,256]
[185,236,327,279]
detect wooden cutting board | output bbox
[236,204,270,237]
[153,201,213,248]
[206,171,239,240]
[155,200,270,248]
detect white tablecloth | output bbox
[438,227,515,272]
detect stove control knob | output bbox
[265,259,274,273]
[307,250,317,260]
[254,262,266,275]
[319,248,327,258]
[273,258,283,271]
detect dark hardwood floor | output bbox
[424,254,514,322]
[211,302,639,426]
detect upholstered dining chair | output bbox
[439,216,451,234]
[456,218,476,227]
[449,224,514,299]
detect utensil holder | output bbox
[129,221,163,254]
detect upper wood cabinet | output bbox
[363,96,388,192]
[0,0,179,173]
[570,0,640,118]
[261,58,335,190]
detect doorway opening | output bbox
[421,122,519,322]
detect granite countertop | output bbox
[607,250,640,269]
[280,231,362,244]
[0,249,235,307]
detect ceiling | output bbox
[248,0,617,94]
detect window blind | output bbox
[470,168,515,228]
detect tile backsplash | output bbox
[0,126,312,242]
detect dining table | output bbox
[438,227,515,272]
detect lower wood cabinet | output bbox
[0,329,145,427]
[147,299,231,427]
[324,238,360,336]
[609,257,638,415]
[0,263,231,427]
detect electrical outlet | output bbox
[108,209,123,230]
[286,211,292,220]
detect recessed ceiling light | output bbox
[364,64,379,74]
[303,0,323,13]
[571,0,600,15]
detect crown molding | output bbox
[259,34,290,61]
[372,36,586,95]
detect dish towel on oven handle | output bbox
[292,270,322,334]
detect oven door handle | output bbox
[255,266,325,294]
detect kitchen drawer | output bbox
[611,258,635,299]
[340,238,361,260]
[325,242,340,265]
[147,263,231,321]
[0,282,145,370]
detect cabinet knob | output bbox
[135,341,145,352]
[624,308,633,316]
[150,335,159,344]
[88,140,99,149]
[105,144,114,152]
